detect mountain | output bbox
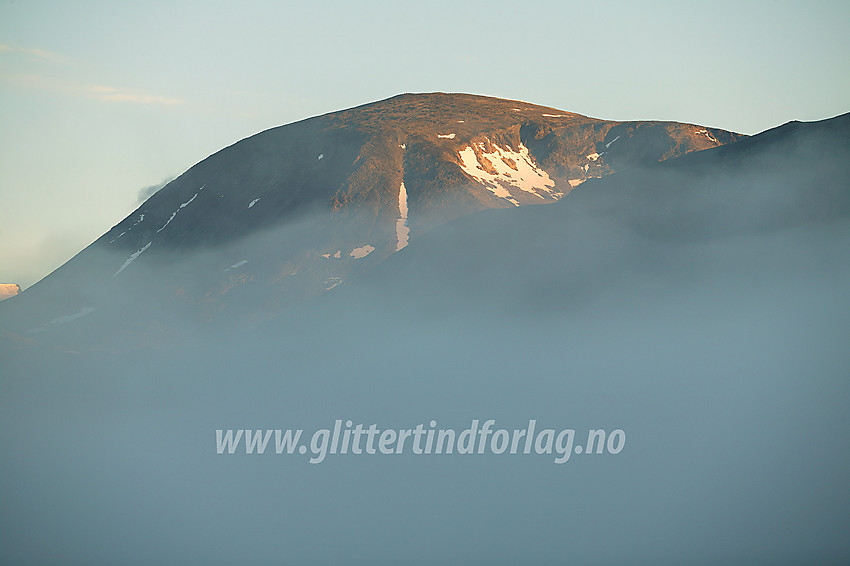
[1,109,847,565]
[0,93,741,348]
[331,112,850,317]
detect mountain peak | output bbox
[2,94,745,345]
[308,93,594,149]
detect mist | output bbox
[137,176,176,204]
[1,116,849,564]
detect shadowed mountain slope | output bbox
[0,93,742,346]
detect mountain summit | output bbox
[1,93,742,346]
[104,92,740,250]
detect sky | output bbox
[0,0,848,288]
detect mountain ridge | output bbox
[0,93,748,348]
[291,111,850,328]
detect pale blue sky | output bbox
[1,0,848,287]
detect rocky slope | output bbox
[327,112,850,318]
[0,284,21,301]
[0,93,743,347]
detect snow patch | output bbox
[586,153,603,161]
[604,135,620,148]
[157,212,176,233]
[437,133,456,139]
[397,182,408,218]
[541,114,567,117]
[109,231,126,244]
[396,182,410,251]
[694,129,719,143]
[399,144,406,149]
[112,242,151,277]
[457,141,560,204]
[225,260,248,272]
[457,120,465,123]
[318,153,324,160]
[568,179,585,188]
[248,198,260,208]
[350,245,375,259]
[157,193,197,233]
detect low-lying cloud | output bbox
[137,177,175,204]
[1,114,848,565]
